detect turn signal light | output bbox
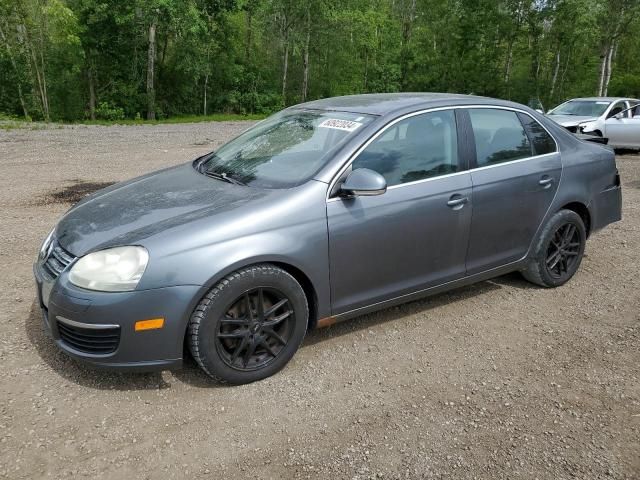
[135,318,165,331]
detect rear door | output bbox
[464,108,562,274]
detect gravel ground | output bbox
[0,122,638,480]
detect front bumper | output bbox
[34,263,204,371]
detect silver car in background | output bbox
[547,97,640,149]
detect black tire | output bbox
[187,264,308,384]
[522,209,586,288]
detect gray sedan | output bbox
[34,93,622,384]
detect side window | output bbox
[352,110,459,187]
[607,101,625,118]
[518,113,557,155]
[468,109,532,167]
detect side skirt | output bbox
[317,259,527,328]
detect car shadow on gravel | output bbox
[26,301,172,391]
[302,279,504,348]
[26,278,507,390]
[485,271,539,290]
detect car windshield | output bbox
[549,100,611,117]
[197,109,375,188]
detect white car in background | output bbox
[547,97,640,149]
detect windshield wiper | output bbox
[203,170,246,186]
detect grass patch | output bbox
[0,113,266,130]
[0,120,46,131]
[77,113,266,126]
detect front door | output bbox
[464,108,562,274]
[605,102,640,148]
[327,109,472,314]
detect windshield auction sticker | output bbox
[318,118,363,132]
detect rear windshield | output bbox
[549,100,610,117]
[197,109,375,188]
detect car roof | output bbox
[568,97,638,102]
[293,93,522,116]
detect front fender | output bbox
[135,181,332,319]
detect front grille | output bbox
[565,126,578,133]
[57,320,120,355]
[42,241,75,279]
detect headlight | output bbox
[38,228,55,261]
[68,246,149,292]
[578,122,596,132]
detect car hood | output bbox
[547,114,598,127]
[56,163,274,256]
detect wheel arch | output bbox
[184,257,321,343]
[559,201,592,238]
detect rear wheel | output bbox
[188,265,308,384]
[522,210,586,288]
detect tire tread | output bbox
[187,264,307,384]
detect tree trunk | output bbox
[558,47,572,100]
[363,49,368,91]
[87,63,96,120]
[549,48,561,100]
[36,17,50,121]
[203,72,208,116]
[0,22,29,119]
[504,38,514,85]
[245,7,253,62]
[598,5,626,96]
[603,41,616,96]
[597,44,609,96]
[301,7,311,102]
[27,35,48,121]
[146,20,157,120]
[400,0,417,89]
[21,19,49,121]
[281,22,289,105]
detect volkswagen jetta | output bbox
[34,93,622,384]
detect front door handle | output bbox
[447,195,468,210]
[539,176,554,188]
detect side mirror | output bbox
[340,168,387,197]
[614,112,624,120]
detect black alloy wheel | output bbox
[216,287,294,371]
[545,223,582,279]
[188,264,308,384]
[522,209,586,288]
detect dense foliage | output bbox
[1,0,639,122]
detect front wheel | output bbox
[522,210,586,288]
[187,265,308,384]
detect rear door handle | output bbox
[539,176,553,188]
[447,195,468,209]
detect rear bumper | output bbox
[34,263,204,371]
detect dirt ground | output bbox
[0,122,638,480]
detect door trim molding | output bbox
[327,256,527,323]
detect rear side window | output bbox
[518,113,557,155]
[469,109,532,167]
